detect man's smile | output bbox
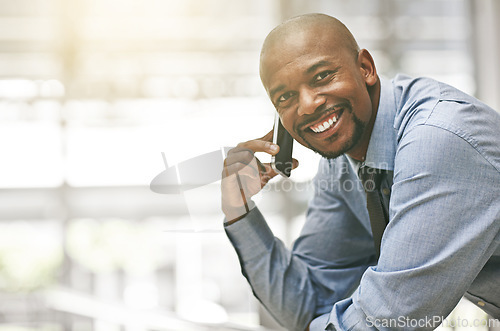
[308,110,342,134]
[297,103,350,141]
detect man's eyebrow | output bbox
[306,60,334,74]
[270,84,286,100]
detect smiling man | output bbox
[221,14,500,331]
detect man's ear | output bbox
[358,49,377,86]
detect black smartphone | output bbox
[271,113,294,177]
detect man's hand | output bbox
[221,130,298,222]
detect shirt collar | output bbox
[363,77,397,171]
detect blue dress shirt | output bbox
[224,75,500,330]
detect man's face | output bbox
[261,27,376,159]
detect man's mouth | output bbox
[309,112,340,133]
[304,108,344,137]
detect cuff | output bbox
[224,206,276,261]
[329,295,372,331]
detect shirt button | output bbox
[478,301,485,307]
[382,188,391,195]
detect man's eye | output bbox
[278,91,295,103]
[314,71,332,82]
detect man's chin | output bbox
[302,139,346,160]
[301,134,359,160]
[312,147,344,160]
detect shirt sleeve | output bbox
[329,118,500,330]
[225,158,376,331]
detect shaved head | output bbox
[260,14,360,78]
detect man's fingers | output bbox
[237,139,279,155]
[223,159,260,179]
[225,147,257,168]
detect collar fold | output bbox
[364,77,397,171]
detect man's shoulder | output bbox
[391,74,500,138]
[391,73,488,110]
[391,74,441,102]
[390,75,500,173]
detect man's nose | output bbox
[297,87,326,116]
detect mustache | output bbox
[295,101,352,132]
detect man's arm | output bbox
[328,122,500,330]
[225,157,376,331]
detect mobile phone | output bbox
[271,113,294,177]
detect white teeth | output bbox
[310,113,339,133]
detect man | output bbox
[221,13,500,331]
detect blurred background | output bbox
[0,0,499,330]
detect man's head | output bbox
[260,13,380,160]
